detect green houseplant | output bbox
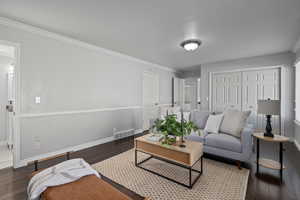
[153,114,198,146]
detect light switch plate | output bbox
[35,96,41,104]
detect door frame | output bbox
[0,40,21,168]
[209,65,286,135]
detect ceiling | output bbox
[0,0,300,69]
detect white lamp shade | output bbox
[257,99,280,115]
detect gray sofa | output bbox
[186,110,253,167]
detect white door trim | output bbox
[0,40,21,168]
[209,65,285,135]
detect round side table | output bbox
[252,132,289,183]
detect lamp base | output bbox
[264,114,274,138]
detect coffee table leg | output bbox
[256,138,260,175]
[135,149,137,166]
[189,167,192,188]
[279,142,283,183]
[201,156,203,173]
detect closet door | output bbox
[212,72,242,112]
[242,68,280,132]
[242,70,259,126]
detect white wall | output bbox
[200,52,295,138]
[0,55,13,143]
[0,23,176,164]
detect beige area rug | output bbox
[93,149,249,200]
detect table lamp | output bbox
[257,99,280,137]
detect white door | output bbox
[184,78,198,111]
[173,77,180,106]
[178,79,185,108]
[7,66,15,149]
[211,68,280,132]
[242,68,280,132]
[142,72,159,130]
[212,72,242,112]
[197,78,201,110]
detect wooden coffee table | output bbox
[134,134,203,189]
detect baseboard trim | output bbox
[18,135,115,167]
[294,139,300,151]
[0,160,13,170]
[134,129,144,135]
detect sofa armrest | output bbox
[241,124,254,160]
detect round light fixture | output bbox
[180,39,201,51]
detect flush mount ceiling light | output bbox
[180,39,202,51]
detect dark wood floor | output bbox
[0,133,299,200]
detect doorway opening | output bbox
[182,77,200,111]
[0,43,16,169]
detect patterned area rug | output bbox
[92,149,249,200]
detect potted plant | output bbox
[153,114,198,147]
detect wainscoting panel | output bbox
[20,108,142,160]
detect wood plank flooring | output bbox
[0,133,299,200]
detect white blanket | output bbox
[27,158,100,200]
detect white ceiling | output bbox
[0,0,300,69]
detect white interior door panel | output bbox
[211,68,280,133]
[142,72,159,130]
[212,72,241,112]
[242,68,280,132]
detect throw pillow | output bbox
[204,114,224,134]
[219,109,251,138]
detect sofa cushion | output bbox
[205,133,242,153]
[220,109,251,138]
[185,129,206,143]
[204,114,224,134]
[191,111,210,129]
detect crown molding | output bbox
[293,36,300,53]
[0,16,176,73]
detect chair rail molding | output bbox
[18,106,142,118]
